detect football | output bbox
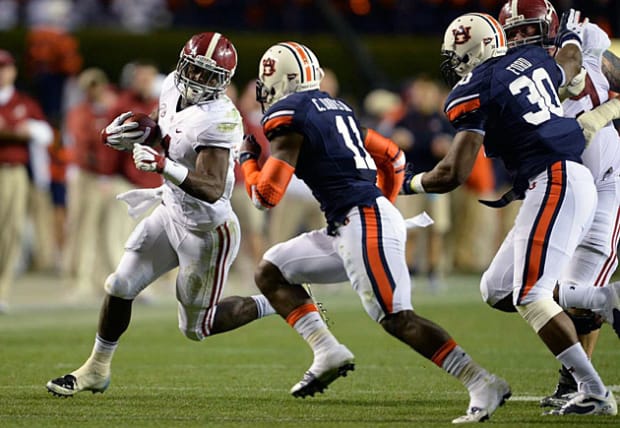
[123,112,162,147]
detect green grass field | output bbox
[1,274,618,427]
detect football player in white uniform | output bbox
[46,32,275,397]
[490,0,620,409]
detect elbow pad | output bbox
[242,156,295,209]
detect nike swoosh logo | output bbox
[175,129,182,133]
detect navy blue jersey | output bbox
[444,45,585,193]
[261,90,382,225]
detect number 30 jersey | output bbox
[444,44,585,193]
[261,89,382,225]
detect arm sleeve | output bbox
[241,156,295,209]
[364,128,405,203]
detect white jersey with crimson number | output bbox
[158,72,243,231]
[560,22,620,289]
[106,72,244,340]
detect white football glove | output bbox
[103,112,146,151]
[577,97,620,146]
[564,9,588,39]
[559,67,587,101]
[133,143,165,173]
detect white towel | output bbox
[404,211,434,230]
[116,185,164,219]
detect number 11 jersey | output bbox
[261,90,382,226]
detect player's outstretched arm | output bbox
[577,96,620,145]
[402,130,481,195]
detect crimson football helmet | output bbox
[175,32,237,104]
[498,0,559,49]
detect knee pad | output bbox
[177,306,215,342]
[178,327,202,342]
[104,273,134,299]
[480,271,493,306]
[567,309,603,335]
[479,270,513,309]
[516,298,564,333]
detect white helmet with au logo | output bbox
[440,13,508,87]
[256,41,324,112]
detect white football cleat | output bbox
[46,370,110,397]
[290,344,355,398]
[452,375,512,424]
[544,389,618,416]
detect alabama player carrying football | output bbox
[239,41,511,424]
[46,32,276,397]
[402,10,617,416]
[492,0,620,410]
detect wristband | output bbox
[239,152,258,165]
[410,173,426,194]
[162,159,189,185]
[559,37,581,49]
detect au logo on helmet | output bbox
[453,26,472,44]
[262,58,276,77]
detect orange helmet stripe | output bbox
[280,41,313,83]
[471,13,506,48]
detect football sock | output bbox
[440,344,487,390]
[287,304,339,353]
[251,294,276,318]
[87,335,117,368]
[558,283,607,311]
[556,342,606,396]
[71,335,117,381]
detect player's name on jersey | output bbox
[311,97,353,112]
[506,57,533,76]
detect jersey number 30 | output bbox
[509,68,563,125]
[336,115,377,171]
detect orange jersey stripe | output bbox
[521,162,565,299]
[263,115,294,135]
[286,303,319,327]
[446,98,481,122]
[361,206,394,313]
[431,338,457,367]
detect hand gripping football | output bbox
[123,112,162,147]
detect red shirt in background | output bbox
[65,101,120,176]
[0,90,47,165]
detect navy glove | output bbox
[238,134,262,165]
[555,9,588,48]
[400,162,416,195]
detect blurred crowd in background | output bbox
[0,0,617,35]
[1,0,619,312]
